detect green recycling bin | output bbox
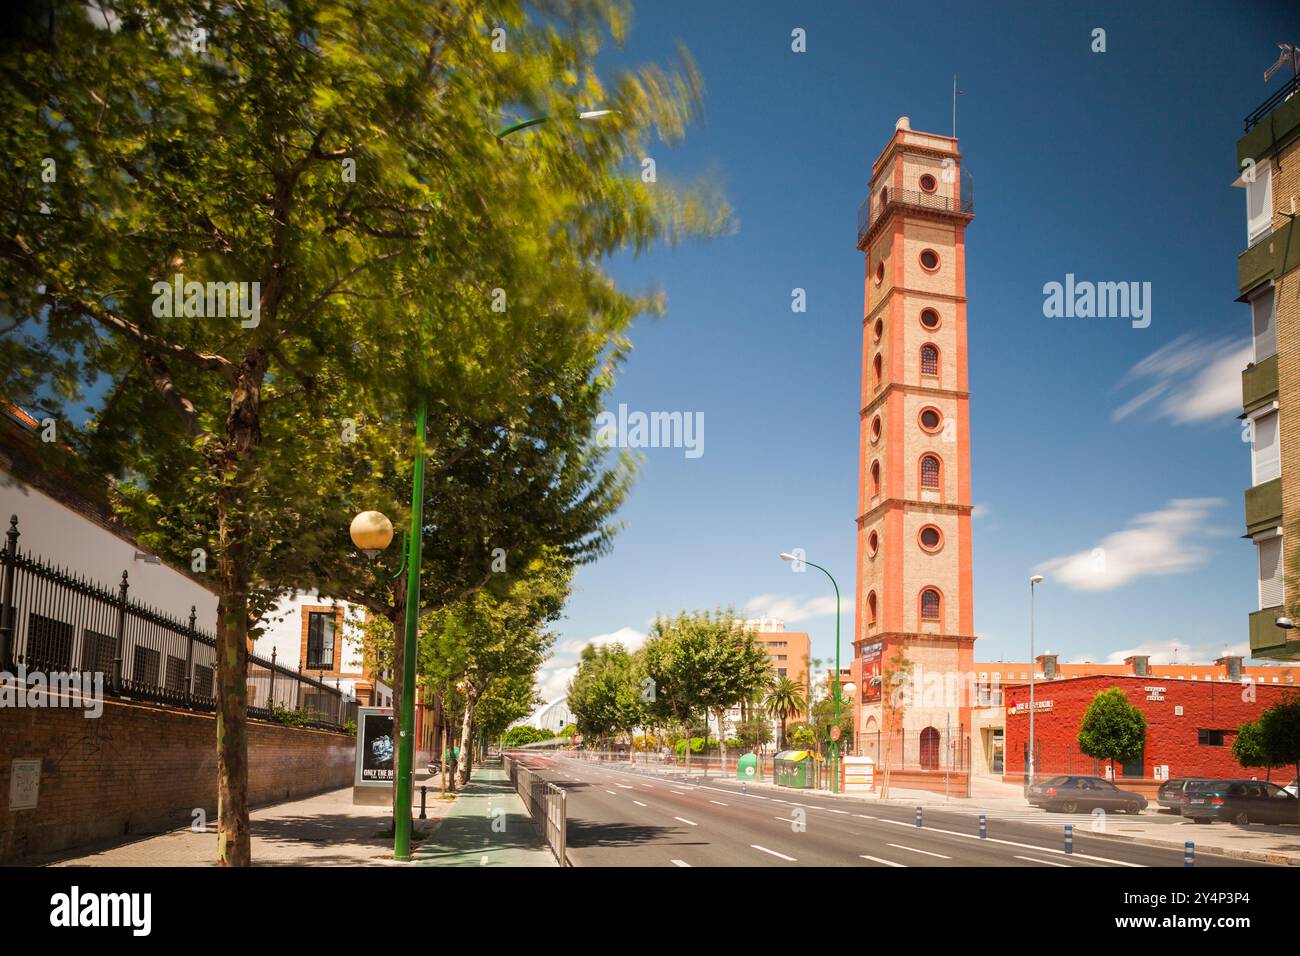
[736,752,758,781]
[774,750,814,789]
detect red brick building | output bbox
[1002,674,1295,793]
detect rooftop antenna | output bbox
[952,74,965,138]
[1263,43,1299,83]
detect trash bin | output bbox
[774,750,814,789]
[737,752,758,781]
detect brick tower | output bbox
[850,117,975,770]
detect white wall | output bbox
[0,478,218,632]
[254,590,369,677]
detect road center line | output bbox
[633,800,648,807]
[605,790,617,795]
[710,800,729,806]
[751,844,797,861]
[674,816,698,827]
[860,854,906,867]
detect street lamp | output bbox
[1028,574,1044,793]
[780,552,843,793]
[375,108,616,863]
[349,511,395,560]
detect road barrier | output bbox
[503,753,568,866]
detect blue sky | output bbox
[535,0,1300,703]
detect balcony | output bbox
[857,168,974,248]
[1249,606,1296,659]
[1242,354,1279,413]
[1245,476,1282,536]
[1239,73,1300,158]
[1238,216,1298,295]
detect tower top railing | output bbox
[856,168,974,248]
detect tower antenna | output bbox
[1263,42,1299,83]
[952,75,965,138]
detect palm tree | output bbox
[764,676,807,750]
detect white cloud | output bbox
[972,503,992,521]
[1112,334,1250,424]
[744,593,838,624]
[534,663,577,706]
[557,626,647,656]
[1036,497,1223,591]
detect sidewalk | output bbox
[414,766,556,867]
[43,770,452,867]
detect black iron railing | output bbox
[1245,73,1300,132]
[0,515,356,731]
[857,168,974,247]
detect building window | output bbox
[918,524,943,552]
[193,665,214,700]
[25,613,73,671]
[918,407,942,433]
[867,591,878,627]
[919,726,940,769]
[1251,409,1280,485]
[1197,729,1226,747]
[920,454,940,490]
[873,318,883,341]
[920,308,940,330]
[1250,285,1277,362]
[920,588,941,622]
[919,249,940,272]
[1256,534,1284,609]
[165,656,188,695]
[870,414,882,443]
[919,173,937,193]
[875,261,885,284]
[867,529,880,557]
[920,344,939,376]
[81,630,117,676]
[132,645,160,687]
[870,460,881,498]
[873,353,883,388]
[306,611,338,671]
[1245,161,1272,246]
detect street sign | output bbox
[830,726,841,742]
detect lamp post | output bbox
[356,109,614,863]
[780,552,843,793]
[1028,574,1044,793]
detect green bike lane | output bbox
[412,766,556,867]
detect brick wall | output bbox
[1273,138,1300,630]
[0,696,354,863]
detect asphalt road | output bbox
[515,753,1275,868]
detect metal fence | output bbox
[0,515,355,731]
[856,167,975,245]
[503,753,567,865]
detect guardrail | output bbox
[503,753,567,865]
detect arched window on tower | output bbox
[920,344,939,377]
[920,588,941,622]
[920,454,940,490]
[867,591,878,627]
[870,460,881,498]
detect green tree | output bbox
[567,642,643,753]
[764,676,807,750]
[1,0,725,864]
[811,678,854,753]
[502,725,551,748]
[1077,688,1148,779]
[1231,719,1273,778]
[1257,694,1300,821]
[785,722,817,751]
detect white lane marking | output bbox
[873,816,1140,867]
[479,855,489,866]
[671,790,688,795]
[1015,855,1070,867]
[854,814,877,820]
[674,816,698,827]
[751,844,796,861]
[860,854,905,867]
[710,800,729,806]
[773,816,800,823]
[605,790,618,795]
[633,800,648,807]
[671,859,691,867]
[886,843,951,859]
[617,784,633,789]
[823,808,850,814]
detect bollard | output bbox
[1184,841,1194,868]
[741,783,747,795]
[1064,823,1073,854]
[419,785,428,820]
[915,806,923,828]
[979,813,986,839]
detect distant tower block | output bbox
[850,119,976,767]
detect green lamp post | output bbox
[780,552,843,793]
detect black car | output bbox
[1156,777,1216,811]
[1180,779,1300,825]
[1027,775,1147,814]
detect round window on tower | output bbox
[919,173,938,193]
[918,524,944,553]
[919,249,940,272]
[867,530,880,557]
[870,414,882,443]
[920,308,941,330]
[918,407,943,434]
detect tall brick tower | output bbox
[850,117,975,771]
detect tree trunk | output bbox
[214,579,250,866]
[454,690,479,790]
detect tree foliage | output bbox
[1077,687,1147,772]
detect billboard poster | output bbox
[862,641,883,702]
[359,710,395,783]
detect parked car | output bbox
[1156,777,1216,811]
[1180,779,1299,825]
[1028,775,1147,814]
